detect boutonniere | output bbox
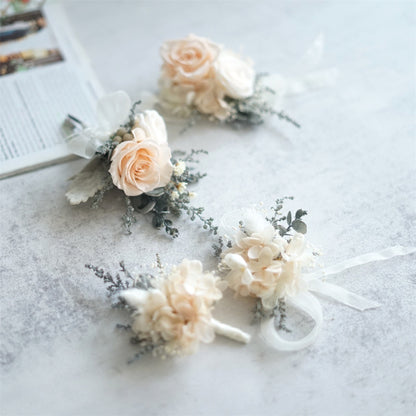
[214,198,414,351]
[63,91,217,237]
[86,258,250,360]
[156,34,300,128]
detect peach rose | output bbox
[160,34,220,87]
[109,133,172,196]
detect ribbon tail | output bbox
[304,246,416,280]
[260,291,323,352]
[308,280,380,311]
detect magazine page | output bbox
[0,0,103,178]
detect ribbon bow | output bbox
[260,246,416,351]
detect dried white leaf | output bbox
[66,158,111,205]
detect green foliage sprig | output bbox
[82,101,216,237]
[124,148,217,237]
[266,197,308,236]
[226,75,300,128]
[86,261,163,361]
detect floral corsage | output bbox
[215,198,386,351]
[156,34,300,128]
[86,258,250,360]
[63,91,217,236]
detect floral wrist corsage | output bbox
[156,34,300,128]
[215,198,386,352]
[63,91,217,237]
[87,258,250,360]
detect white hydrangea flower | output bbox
[121,260,223,356]
[221,215,315,309]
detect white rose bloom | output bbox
[133,110,167,144]
[214,50,255,100]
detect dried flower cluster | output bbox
[122,259,223,356]
[157,34,299,128]
[65,91,217,237]
[87,259,228,359]
[217,199,314,314]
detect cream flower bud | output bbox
[176,182,187,193]
[173,160,186,176]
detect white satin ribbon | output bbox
[64,91,132,159]
[261,291,323,352]
[261,246,416,351]
[65,127,108,159]
[262,34,338,107]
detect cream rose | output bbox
[160,34,220,87]
[215,50,255,99]
[109,138,172,197]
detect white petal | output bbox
[223,253,247,270]
[247,245,261,259]
[120,288,148,309]
[241,269,253,284]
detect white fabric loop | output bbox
[260,291,323,351]
[261,245,415,351]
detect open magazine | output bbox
[0,0,103,178]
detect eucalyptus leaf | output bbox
[152,214,164,228]
[136,200,156,214]
[130,194,150,210]
[287,211,292,225]
[145,187,165,197]
[291,219,307,234]
[278,225,287,236]
[295,209,307,219]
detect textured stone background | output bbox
[1,1,415,415]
